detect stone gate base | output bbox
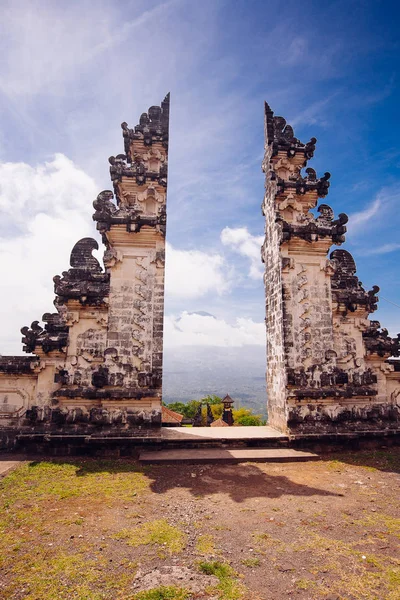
[1,425,399,458]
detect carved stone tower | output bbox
[262,102,400,434]
[91,94,169,417]
[0,95,169,447]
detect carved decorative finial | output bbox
[264,101,318,161]
[330,249,379,313]
[121,94,170,159]
[331,249,356,277]
[70,238,101,272]
[53,238,109,306]
[93,190,116,213]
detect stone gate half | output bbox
[0,95,169,447]
[262,102,400,434]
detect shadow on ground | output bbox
[2,447,399,504]
[146,463,344,502]
[19,457,344,503]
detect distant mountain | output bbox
[163,345,268,417]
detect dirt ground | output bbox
[0,448,399,600]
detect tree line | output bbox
[163,395,265,426]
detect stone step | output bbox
[139,448,319,465]
[157,439,290,450]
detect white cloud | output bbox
[348,196,381,232]
[363,243,400,256]
[164,312,265,347]
[0,153,236,354]
[0,154,97,231]
[165,243,230,299]
[220,227,264,279]
[0,154,98,354]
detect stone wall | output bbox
[261,106,287,431]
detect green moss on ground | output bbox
[198,561,245,600]
[131,587,189,600]
[114,519,185,554]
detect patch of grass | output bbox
[0,459,148,512]
[3,549,115,599]
[325,459,345,472]
[387,567,400,595]
[0,460,152,598]
[353,513,400,538]
[131,587,189,600]
[295,578,316,591]
[199,561,244,600]
[290,532,400,600]
[114,519,185,554]
[241,557,260,568]
[253,531,285,551]
[196,534,216,555]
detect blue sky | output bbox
[0,0,399,366]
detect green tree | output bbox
[165,400,201,420]
[210,403,223,420]
[232,407,263,426]
[165,396,265,426]
[184,400,202,419]
[201,395,223,405]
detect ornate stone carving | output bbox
[363,321,400,357]
[281,210,348,244]
[21,321,43,353]
[53,238,110,306]
[21,313,68,355]
[330,250,379,314]
[91,365,109,388]
[0,94,171,446]
[276,170,331,197]
[92,190,118,233]
[138,371,162,388]
[287,364,378,398]
[0,356,37,374]
[109,153,167,190]
[93,188,166,237]
[121,93,170,159]
[264,102,317,160]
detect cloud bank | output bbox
[164,312,265,347]
[165,244,230,299]
[220,227,264,279]
[0,154,262,355]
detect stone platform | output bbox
[139,447,318,464]
[162,425,287,441]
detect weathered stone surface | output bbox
[0,356,38,374]
[53,238,110,306]
[262,101,400,434]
